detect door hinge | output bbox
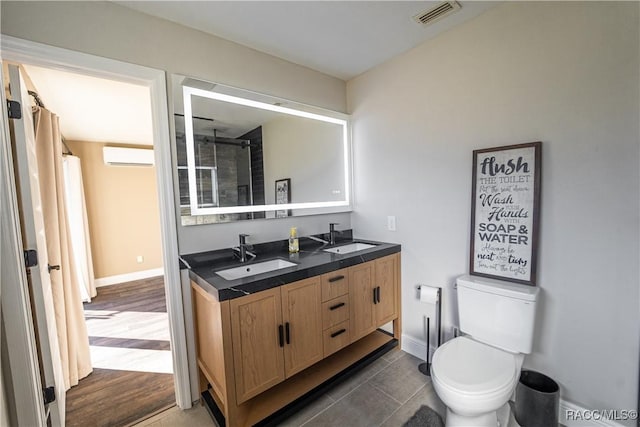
[43,386,56,405]
[24,249,38,268]
[7,100,21,119]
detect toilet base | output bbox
[445,408,497,427]
[445,402,512,427]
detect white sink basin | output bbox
[323,242,377,255]
[216,259,297,281]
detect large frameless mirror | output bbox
[173,75,351,225]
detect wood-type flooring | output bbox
[66,276,175,427]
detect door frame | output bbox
[0,60,47,427]
[0,35,192,412]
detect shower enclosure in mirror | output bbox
[173,75,351,225]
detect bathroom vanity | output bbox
[184,234,401,426]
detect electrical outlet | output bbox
[387,215,396,231]
[136,255,144,264]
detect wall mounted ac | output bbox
[103,146,154,166]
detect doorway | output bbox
[5,61,174,426]
[0,36,191,426]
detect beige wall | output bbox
[347,1,639,421]
[67,141,163,278]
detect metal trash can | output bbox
[514,370,560,427]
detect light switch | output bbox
[387,216,396,231]
[136,255,144,264]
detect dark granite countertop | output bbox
[181,230,401,301]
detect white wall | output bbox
[263,116,344,205]
[347,1,639,422]
[0,1,349,254]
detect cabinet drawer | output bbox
[321,268,349,302]
[323,320,350,357]
[322,295,349,330]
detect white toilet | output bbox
[430,275,539,427]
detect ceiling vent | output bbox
[413,1,461,26]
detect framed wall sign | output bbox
[470,142,541,285]
[275,178,292,218]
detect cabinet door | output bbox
[349,262,376,341]
[375,254,399,325]
[281,277,323,377]
[230,288,285,404]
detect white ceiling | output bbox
[23,64,154,146]
[117,1,498,80]
[21,1,498,145]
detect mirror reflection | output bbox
[173,76,350,225]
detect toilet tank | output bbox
[457,275,539,354]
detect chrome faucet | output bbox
[329,223,341,245]
[237,234,250,263]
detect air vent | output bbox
[103,147,154,166]
[413,1,461,26]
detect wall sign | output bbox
[275,178,292,218]
[470,142,541,285]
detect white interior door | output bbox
[8,64,66,427]
[1,61,45,427]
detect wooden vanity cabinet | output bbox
[349,254,399,341]
[320,268,351,357]
[191,252,400,427]
[348,262,376,341]
[280,278,323,377]
[228,287,285,404]
[374,254,399,325]
[230,277,322,404]
[321,267,349,301]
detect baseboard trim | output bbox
[95,268,164,287]
[401,334,432,362]
[402,335,629,427]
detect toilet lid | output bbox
[432,336,516,394]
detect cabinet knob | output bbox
[278,325,284,347]
[328,275,345,283]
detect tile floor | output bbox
[137,349,448,427]
[134,349,558,427]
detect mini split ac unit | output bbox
[103,146,154,166]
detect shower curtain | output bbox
[63,155,96,303]
[33,107,92,389]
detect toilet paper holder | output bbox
[417,285,442,376]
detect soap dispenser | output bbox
[288,227,299,254]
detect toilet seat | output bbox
[431,336,517,395]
